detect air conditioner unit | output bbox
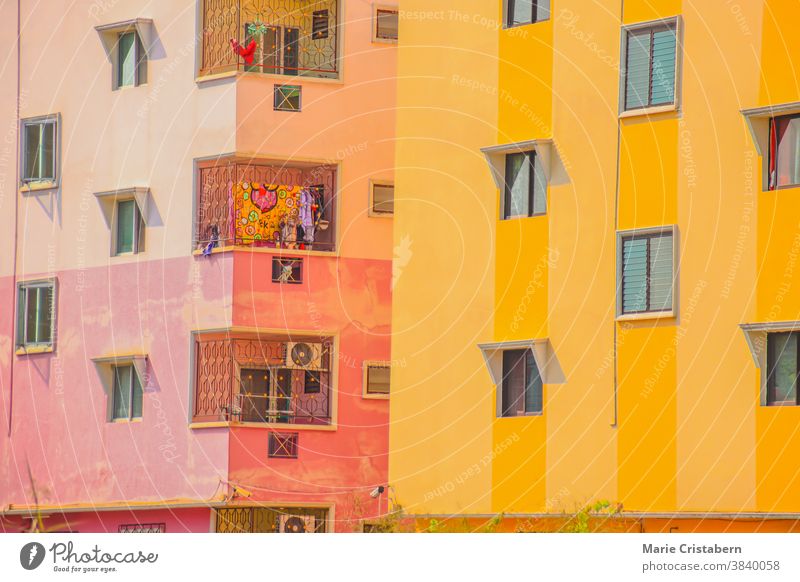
[285,342,326,370]
[279,514,315,533]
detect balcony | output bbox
[200,0,339,79]
[195,158,337,252]
[193,335,333,426]
[216,507,329,532]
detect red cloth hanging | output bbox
[230,39,257,65]
[769,117,777,190]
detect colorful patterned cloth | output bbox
[234,182,317,247]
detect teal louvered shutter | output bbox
[622,237,648,313]
[650,28,676,105]
[532,153,547,214]
[625,29,651,110]
[648,233,673,311]
[524,350,543,414]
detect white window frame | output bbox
[15,278,57,353]
[363,360,391,399]
[369,180,394,217]
[373,4,399,44]
[95,18,153,91]
[19,114,60,190]
[616,225,678,321]
[618,16,683,118]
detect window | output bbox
[374,8,399,42]
[271,257,303,284]
[769,114,800,190]
[244,24,301,75]
[274,84,301,111]
[117,30,147,88]
[506,0,550,27]
[370,182,394,216]
[503,151,546,219]
[16,280,55,350]
[623,21,678,111]
[312,10,329,39]
[766,332,800,406]
[268,433,299,458]
[118,523,165,533]
[364,363,390,397]
[114,199,144,255]
[21,116,58,185]
[619,229,675,316]
[112,364,143,420]
[501,349,542,417]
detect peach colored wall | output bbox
[2,508,213,533]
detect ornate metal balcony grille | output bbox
[201,0,339,78]
[196,159,337,252]
[216,507,328,532]
[193,336,332,425]
[118,523,166,533]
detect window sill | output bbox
[500,213,547,222]
[190,421,337,432]
[619,104,678,119]
[498,412,543,419]
[20,181,58,193]
[502,20,549,30]
[372,37,398,45]
[196,70,344,86]
[109,418,143,424]
[193,246,339,259]
[616,310,675,323]
[362,393,390,400]
[367,211,394,219]
[15,345,54,355]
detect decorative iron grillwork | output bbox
[193,336,332,425]
[216,507,328,532]
[118,523,166,533]
[196,159,337,251]
[200,0,339,78]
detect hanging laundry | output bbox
[230,38,257,65]
[234,181,320,248]
[201,224,220,256]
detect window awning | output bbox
[477,339,564,385]
[480,139,569,190]
[739,321,800,368]
[94,187,151,225]
[92,353,149,393]
[95,18,155,57]
[740,101,800,158]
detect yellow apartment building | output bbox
[390,0,800,532]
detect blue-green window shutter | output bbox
[625,29,651,110]
[648,233,673,311]
[622,237,648,313]
[650,28,676,105]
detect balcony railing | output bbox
[193,336,332,425]
[195,158,337,252]
[216,507,328,533]
[200,0,339,79]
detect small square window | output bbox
[768,114,800,190]
[766,332,800,406]
[506,0,550,28]
[503,151,546,219]
[619,229,675,316]
[312,10,329,40]
[112,364,143,421]
[268,433,299,458]
[370,182,394,216]
[274,85,301,111]
[114,199,144,255]
[272,257,303,284]
[500,349,542,417]
[117,30,147,88]
[374,8,398,42]
[21,116,58,186]
[16,280,56,350]
[365,363,391,396]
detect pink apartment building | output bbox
[0,0,397,533]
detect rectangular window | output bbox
[371,182,395,215]
[503,151,546,219]
[115,199,144,255]
[769,114,800,190]
[501,349,542,417]
[620,230,674,315]
[312,10,329,40]
[375,9,399,41]
[365,364,391,396]
[271,257,303,284]
[112,364,143,420]
[21,117,57,184]
[506,0,550,27]
[274,84,301,112]
[767,332,800,406]
[623,22,677,111]
[117,31,148,87]
[268,433,299,458]
[16,280,55,349]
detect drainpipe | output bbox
[7,0,20,437]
